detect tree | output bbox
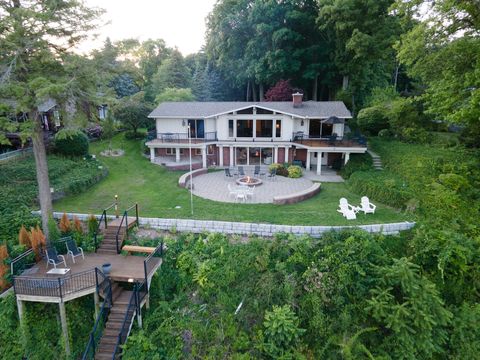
[0,0,102,240]
[155,88,195,103]
[151,49,190,96]
[113,92,151,136]
[264,80,302,101]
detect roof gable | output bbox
[149,101,352,119]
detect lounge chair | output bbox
[224,168,233,178]
[45,247,67,269]
[358,196,376,214]
[66,237,84,263]
[267,168,276,181]
[337,197,358,220]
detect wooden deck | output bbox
[292,138,366,148]
[107,216,137,229]
[14,252,161,303]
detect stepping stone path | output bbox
[367,150,383,170]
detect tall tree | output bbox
[151,49,190,97]
[0,0,102,239]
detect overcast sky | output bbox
[78,0,217,55]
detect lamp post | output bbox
[114,194,119,218]
[187,125,193,216]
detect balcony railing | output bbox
[291,132,367,147]
[156,132,217,143]
[13,268,96,299]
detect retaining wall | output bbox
[40,211,416,237]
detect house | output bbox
[145,93,367,174]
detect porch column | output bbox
[16,298,27,351]
[316,152,322,175]
[229,146,234,166]
[274,146,278,163]
[59,301,71,357]
[149,148,155,163]
[137,308,143,328]
[306,151,311,170]
[219,145,224,167]
[202,147,207,168]
[175,148,181,163]
[284,146,289,163]
[344,152,350,165]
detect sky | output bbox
[78,0,217,55]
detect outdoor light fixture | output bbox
[128,278,134,283]
[114,194,119,218]
[182,119,186,126]
[301,120,304,126]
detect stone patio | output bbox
[191,170,315,204]
[303,167,344,182]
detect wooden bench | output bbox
[122,245,156,254]
[273,183,321,205]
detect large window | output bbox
[234,147,273,165]
[256,120,273,137]
[249,148,261,165]
[188,119,205,138]
[237,120,253,137]
[228,119,234,137]
[236,147,248,164]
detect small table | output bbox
[47,268,70,276]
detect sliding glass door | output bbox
[188,119,205,138]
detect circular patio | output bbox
[191,171,314,204]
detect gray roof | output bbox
[149,101,352,119]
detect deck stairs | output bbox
[95,284,135,360]
[97,216,137,255]
[367,149,384,170]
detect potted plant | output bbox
[102,263,112,275]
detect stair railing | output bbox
[143,240,164,293]
[82,274,112,360]
[112,284,138,359]
[115,203,139,254]
[94,203,116,252]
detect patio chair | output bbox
[267,168,277,181]
[228,184,239,199]
[245,186,255,200]
[238,166,245,177]
[358,196,376,214]
[254,165,260,177]
[224,168,233,179]
[45,247,67,269]
[66,237,84,263]
[337,197,358,220]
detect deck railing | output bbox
[10,248,36,280]
[156,131,217,143]
[291,132,367,147]
[94,203,116,252]
[82,270,112,360]
[13,268,96,299]
[143,241,163,284]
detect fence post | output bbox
[58,277,63,299]
[94,233,97,253]
[135,204,139,225]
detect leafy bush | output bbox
[54,129,89,156]
[269,163,289,177]
[287,165,302,178]
[357,105,389,135]
[85,124,102,139]
[124,130,146,140]
[346,170,413,208]
[340,153,372,179]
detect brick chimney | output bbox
[292,92,303,108]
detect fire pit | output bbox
[236,176,263,187]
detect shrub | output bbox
[378,128,393,138]
[124,130,146,140]
[287,165,302,178]
[30,226,46,260]
[87,215,98,236]
[0,245,9,289]
[340,153,373,179]
[47,217,61,242]
[73,216,83,235]
[85,124,103,139]
[54,129,89,156]
[59,213,71,234]
[269,163,289,177]
[18,225,30,247]
[357,105,390,135]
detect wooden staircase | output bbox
[97,226,126,255]
[95,283,135,360]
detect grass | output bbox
[54,134,408,226]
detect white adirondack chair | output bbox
[358,196,376,214]
[337,198,358,220]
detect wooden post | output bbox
[149,147,155,163]
[145,294,150,310]
[16,298,28,353]
[59,301,71,357]
[93,292,100,319]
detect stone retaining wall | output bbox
[178,168,208,188]
[40,211,415,237]
[273,183,321,205]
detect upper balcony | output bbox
[291,132,367,149]
[151,131,218,144]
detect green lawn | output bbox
[54,135,408,225]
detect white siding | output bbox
[333,123,344,137]
[156,118,186,134]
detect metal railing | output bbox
[82,269,112,360]
[156,131,217,143]
[291,132,367,147]
[112,286,138,358]
[94,203,116,252]
[10,248,36,279]
[0,147,32,162]
[143,241,163,284]
[13,268,96,299]
[115,204,139,254]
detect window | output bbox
[309,120,321,138]
[228,119,234,137]
[195,149,202,155]
[275,120,281,137]
[207,145,215,155]
[235,147,248,164]
[237,120,253,137]
[256,120,273,137]
[166,148,183,155]
[249,148,261,165]
[321,123,333,137]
